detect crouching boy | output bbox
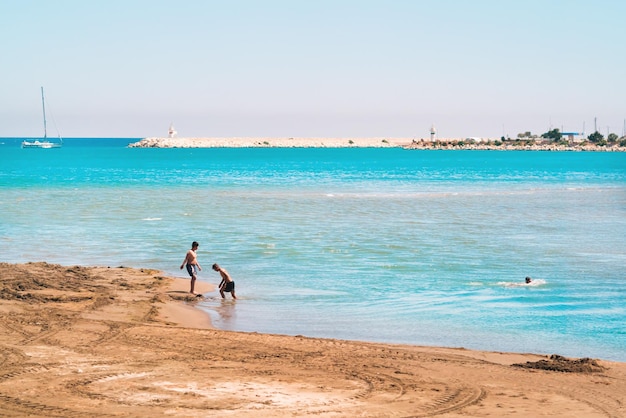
[213,263,237,299]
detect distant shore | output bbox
[129,137,408,148]
[129,136,626,151]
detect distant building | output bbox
[168,123,177,138]
[430,125,436,141]
[562,132,581,141]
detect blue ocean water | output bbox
[1,137,625,361]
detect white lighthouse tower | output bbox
[430,124,436,141]
[168,123,177,138]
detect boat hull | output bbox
[21,140,62,149]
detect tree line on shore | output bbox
[407,128,626,150]
[522,128,626,147]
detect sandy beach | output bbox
[1,262,624,417]
[128,136,626,151]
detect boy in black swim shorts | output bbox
[213,263,237,299]
[180,241,202,294]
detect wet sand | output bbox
[1,262,624,417]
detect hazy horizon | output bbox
[2,0,624,139]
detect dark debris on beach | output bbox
[512,354,606,373]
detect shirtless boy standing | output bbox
[180,241,202,294]
[213,263,236,299]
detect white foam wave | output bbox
[498,278,546,288]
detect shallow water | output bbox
[1,138,625,360]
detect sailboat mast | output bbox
[41,86,47,139]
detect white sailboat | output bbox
[22,87,62,149]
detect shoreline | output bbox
[128,136,626,151]
[1,262,624,416]
[157,276,215,328]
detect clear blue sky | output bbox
[2,0,625,138]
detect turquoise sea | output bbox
[1,138,625,361]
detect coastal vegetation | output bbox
[406,128,626,151]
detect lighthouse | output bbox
[168,123,177,138]
[430,124,436,141]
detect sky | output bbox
[1,0,625,139]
